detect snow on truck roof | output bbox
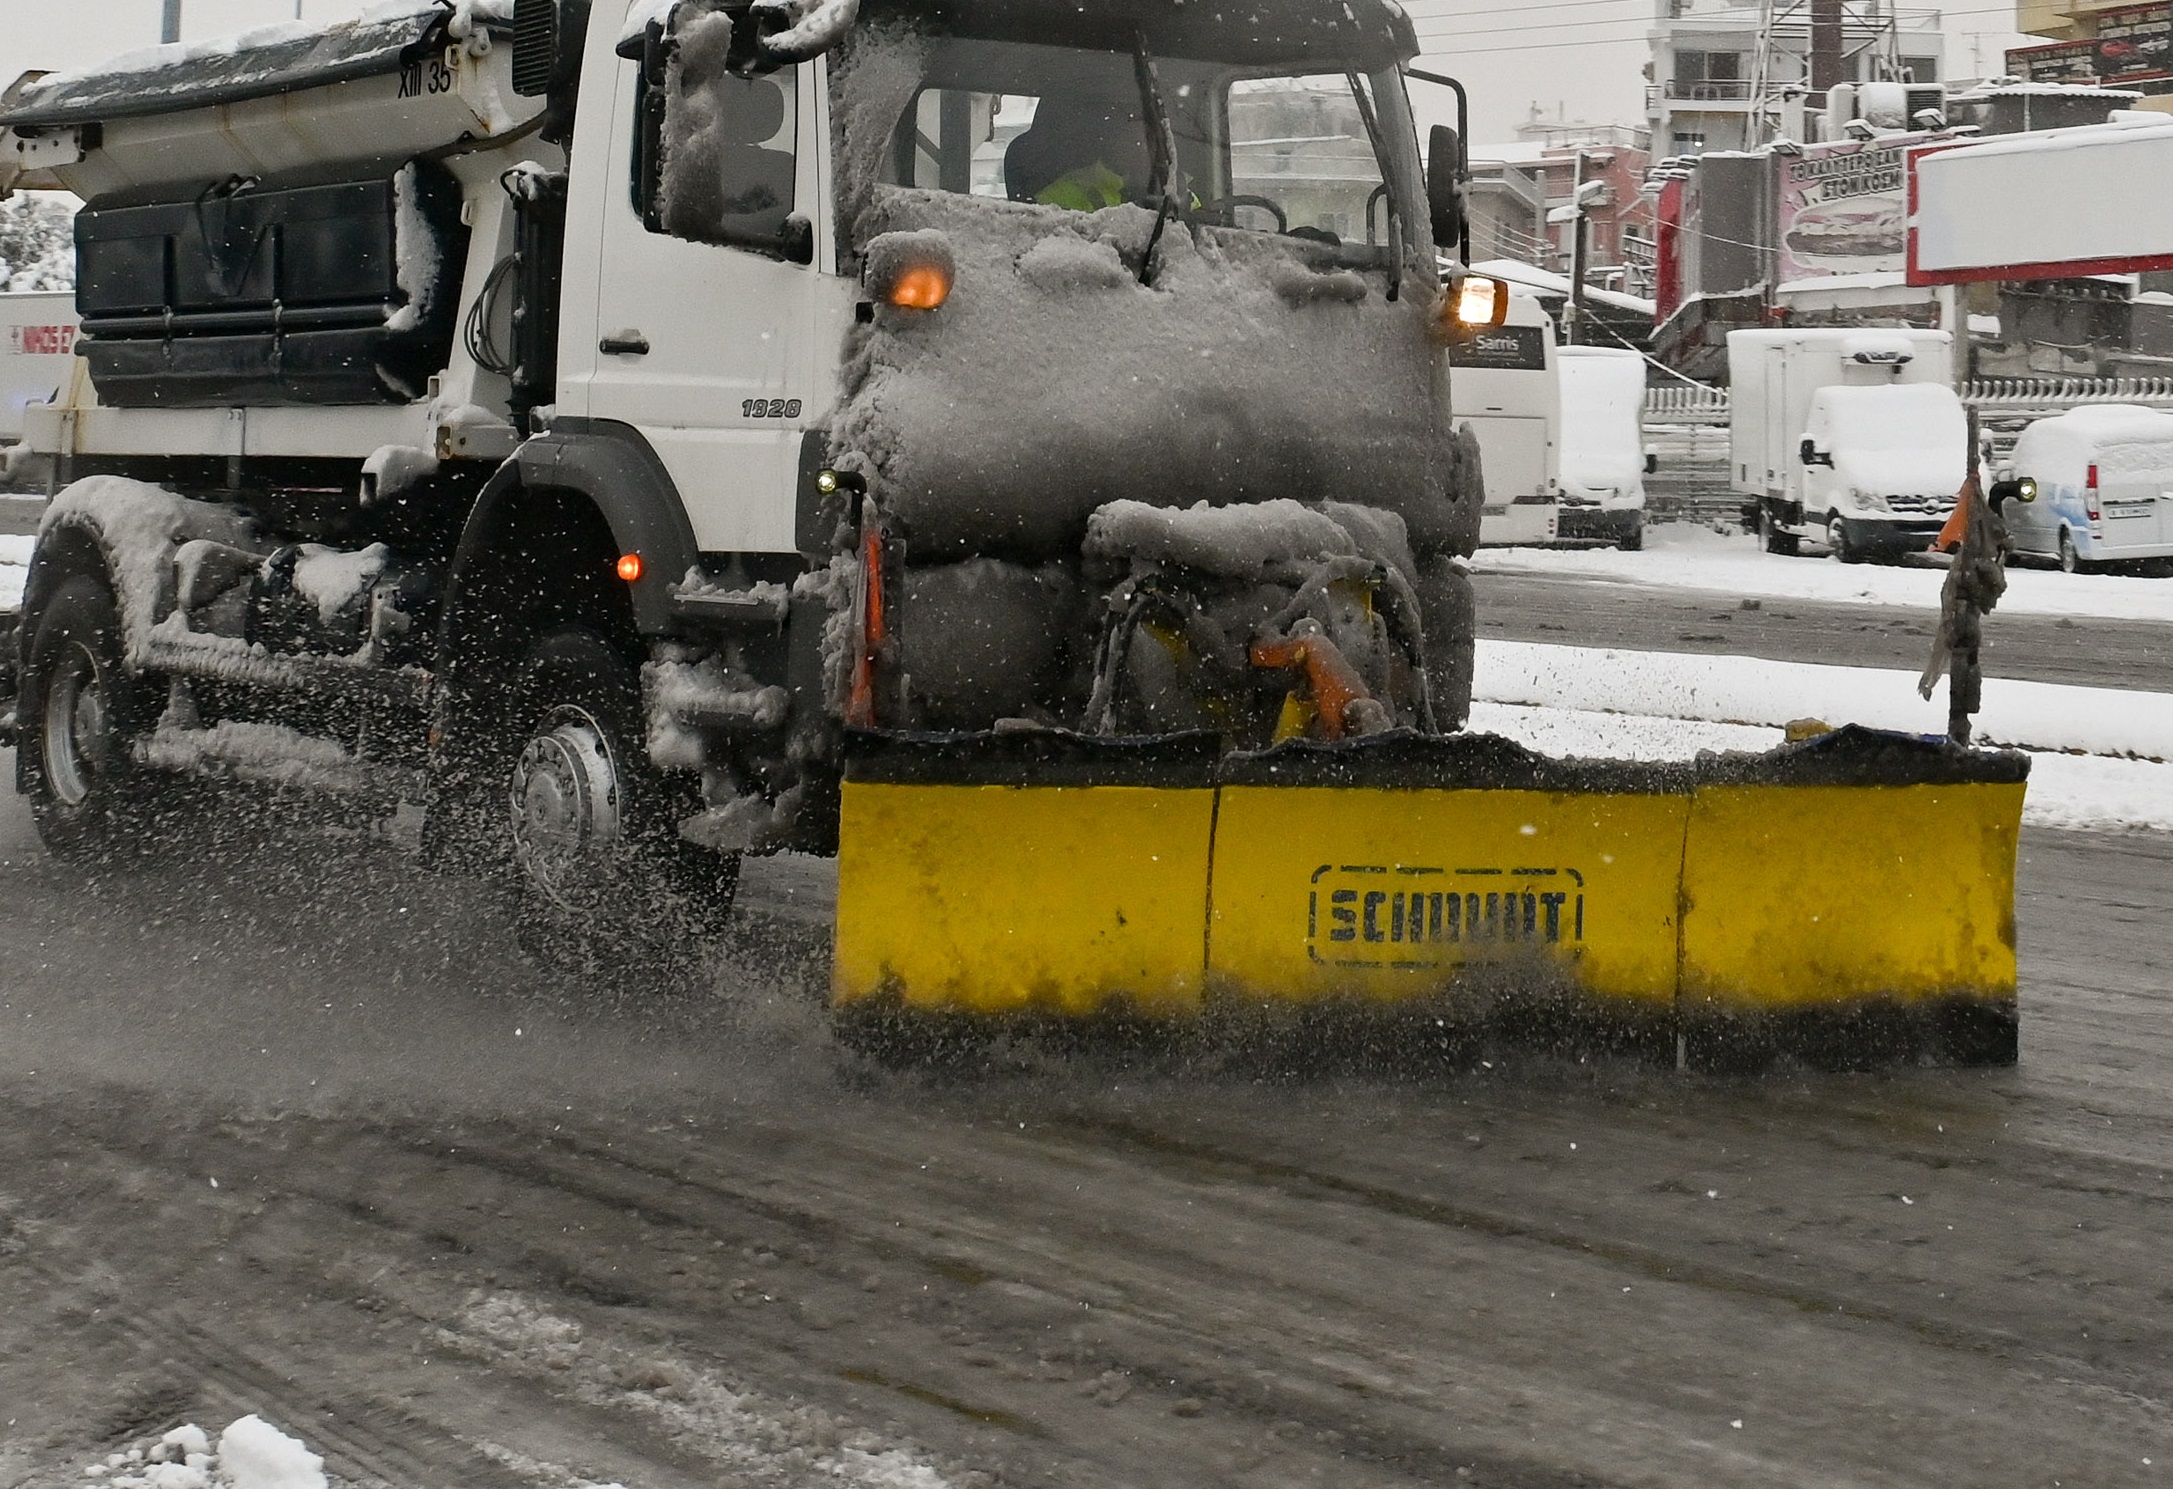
[0,1,509,128]
[4,0,1418,132]
[853,0,1418,68]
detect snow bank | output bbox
[79,1417,324,1489]
[1475,638,2173,759]
[215,1417,326,1489]
[1474,521,2173,622]
[1471,700,2173,833]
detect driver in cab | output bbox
[1005,85,1153,211]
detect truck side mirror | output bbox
[1644,452,1658,475]
[1799,437,1831,467]
[1427,124,1466,251]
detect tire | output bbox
[503,627,739,984]
[17,575,185,861]
[1413,554,1475,732]
[2058,528,2087,574]
[1759,509,1799,557]
[1825,513,1858,564]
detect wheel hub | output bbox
[41,641,107,809]
[508,710,624,912]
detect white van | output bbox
[1556,345,1647,549]
[1453,292,1559,547]
[2005,404,2173,572]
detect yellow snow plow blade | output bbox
[832,726,2027,1066]
[832,733,1219,1016]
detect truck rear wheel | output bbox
[505,628,738,983]
[19,575,182,860]
[1759,509,1799,556]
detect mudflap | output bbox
[831,725,2028,1071]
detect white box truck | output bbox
[1555,344,1646,549]
[1453,292,1559,547]
[1730,328,1964,562]
[1,289,78,467]
[2004,404,2173,571]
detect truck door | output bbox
[561,24,824,557]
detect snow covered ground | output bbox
[1473,639,2173,832]
[2,533,32,610]
[1474,521,2173,622]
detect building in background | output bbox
[2007,0,2173,114]
[1647,0,1945,155]
[1468,116,1657,298]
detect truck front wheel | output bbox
[19,575,179,860]
[1824,514,1859,564]
[504,628,737,982]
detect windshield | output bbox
[844,31,1423,267]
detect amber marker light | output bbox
[887,262,952,310]
[1455,275,1509,327]
[616,552,644,582]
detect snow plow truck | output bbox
[0,0,2024,1067]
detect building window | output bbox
[1672,131,1706,154]
[1900,55,1939,83]
[1674,50,1745,84]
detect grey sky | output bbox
[0,0,2035,148]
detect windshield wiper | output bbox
[1342,68,1400,300]
[1132,32,1183,286]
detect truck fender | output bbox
[442,420,702,648]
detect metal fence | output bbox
[1645,385,1732,423]
[1958,376,2173,417]
[1645,377,2173,427]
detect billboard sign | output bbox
[2008,3,2173,86]
[1908,124,2173,284]
[1776,136,1918,286]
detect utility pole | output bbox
[161,0,182,44]
[1569,211,1591,346]
[1810,0,1843,101]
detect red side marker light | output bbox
[616,552,644,583]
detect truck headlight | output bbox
[1858,490,1890,512]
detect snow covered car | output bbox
[1555,345,1646,549]
[2004,404,2173,573]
